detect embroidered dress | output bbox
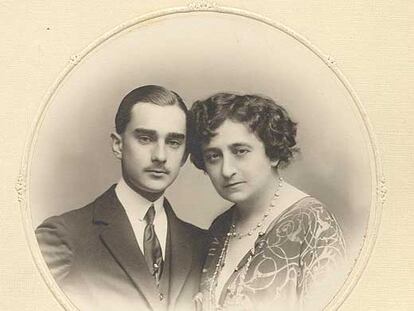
[195,197,346,311]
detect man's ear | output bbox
[111,132,123,159]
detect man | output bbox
[36,85,207,311]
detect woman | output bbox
[190,93,346,311]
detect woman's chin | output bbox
[220,191,248,205]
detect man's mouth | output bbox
[145,168,169,175]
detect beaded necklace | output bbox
[210,178,284,310]
[231,177,283,239]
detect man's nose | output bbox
[151,143,167,163]
[221,155,236,178]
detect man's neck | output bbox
[116,177,166,222]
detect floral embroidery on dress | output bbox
[196,197,346,311]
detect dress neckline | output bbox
[215,195,312,306]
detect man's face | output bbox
[112,102,187,200]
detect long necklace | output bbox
[231,177,283,239]
[210,177,284,310]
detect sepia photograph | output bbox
[21,6,382,311]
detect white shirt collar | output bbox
[115,177,165,221]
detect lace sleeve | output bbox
[297,202,346,310]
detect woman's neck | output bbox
[235,173,281,222]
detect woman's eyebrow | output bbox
[203,147,220,153]
[230,142,252,148]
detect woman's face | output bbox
[202,119,277,205]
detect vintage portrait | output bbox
[23,7,381,311]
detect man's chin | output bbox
[128,173,180,198]
[125,181,170,200]
[141,179,174,193]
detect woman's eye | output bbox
[235,148,249,156]
[204,153,220,163]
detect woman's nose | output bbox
[221,155,236,178]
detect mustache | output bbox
[144,165,170,174]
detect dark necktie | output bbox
[143,204,164,286]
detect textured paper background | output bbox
[0,1,413,310]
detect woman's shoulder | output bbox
[267,182,343,241]
[268,197,345,258]
[276,182,337,222]
[289,196,330,215]
[276,196,340,229]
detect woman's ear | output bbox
[270,159,280,168]
[110,132,123,159]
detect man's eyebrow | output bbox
[133,128,157,136]
[166,133,186,140]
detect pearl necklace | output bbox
[209,178,284,310]
[230,177,283,239]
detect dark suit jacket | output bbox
[36,185,207,311]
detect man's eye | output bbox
[167,140,183,148]
[137,136,152,144]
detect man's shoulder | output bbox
[177,216,208,237]
[36,185,116,232]
[38,202,94,231]
[170,215,209,259]
[164,202,209,246]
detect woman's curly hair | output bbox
[189,93,298,171]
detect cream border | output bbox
[17,1,385,310]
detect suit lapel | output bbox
[93,186,162,311]
[164,200,193,308]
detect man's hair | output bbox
[115,85,189,134]
[189,93,298,171]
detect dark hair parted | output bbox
[189,93,298,171]
[115,85,189,134]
